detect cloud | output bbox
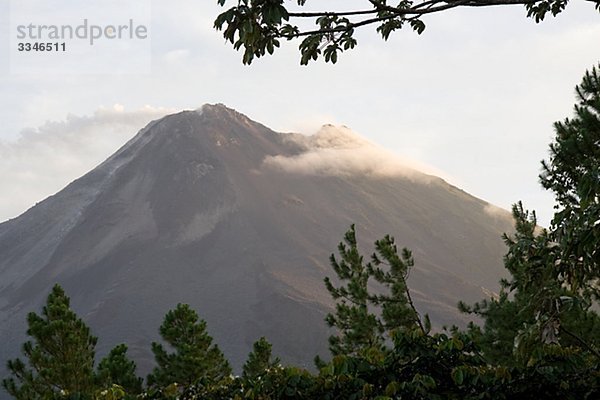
[163,49,192,65]
[0,105,173,222]
[483,203,512,219]
[263,125,454,182]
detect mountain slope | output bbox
[0,104,514,378]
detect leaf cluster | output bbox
[215,0,600,64]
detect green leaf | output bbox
[451,368,464,385]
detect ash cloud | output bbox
[0,105,173,222]
[263,125,448,181]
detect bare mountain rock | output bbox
[0,104,514,380]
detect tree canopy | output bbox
[460,65,600,374]
[2,284,98,399]
[214,0,600,64]
[322,225,426,359]
[147,303,232,391]
[2,285,145,400]
[242,337,280,381]
[96,344,143,396]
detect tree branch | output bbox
[288,0,540,19]
[560,325,600,359]
[215,0,576,64]
[404,280,427,335]
[288,10,378,17]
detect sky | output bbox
[0,0,599,226]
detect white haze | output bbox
[264,125,454,182]
[0,105,173,222]
[483,203,514,220]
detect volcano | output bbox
[0,104,513,378]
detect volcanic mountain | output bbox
[0,104,514,378]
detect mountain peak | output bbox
[195,103,255,125]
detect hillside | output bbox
[0,104,514,377]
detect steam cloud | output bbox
[263,125,448,181]
[483,203,512,219]
[2,113,455,223]
[0,105,173,222]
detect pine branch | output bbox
[404,278,426,335]
[560,325,600,360]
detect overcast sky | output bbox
[1,0,599,226]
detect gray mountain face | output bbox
[0,104,514,380]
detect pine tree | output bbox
[147,303,231,389]
[369,235,428,335]
[462,65,600,365]
[324,225,384,356]
[540,64,600,300]
[96,344,143,396]
[324,225,429,358]
[242,337,280,380]
[2,284,97,399]
[460,204,559,363]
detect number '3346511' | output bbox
[17,42,66,52]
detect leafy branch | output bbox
[214,0,598,64]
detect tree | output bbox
[369,235,428,335]
[461,65,600,368]
[323,225,427,358]
[96,344,143,396]
[323,225,384,356]
[242,337,280,380]
[2,284,97,399]
[147,304,232,390]
[319,228,500,400]
[540,64,600,302]
[214,0,600,65]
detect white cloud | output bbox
[263,125,454,182]
[164,49,192,65]
[0,105,173,222]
